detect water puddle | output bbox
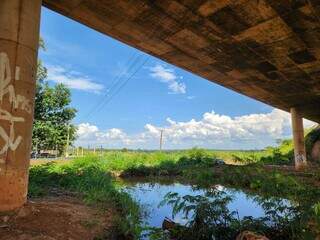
[122,180,293,239]
[125,182,264,227]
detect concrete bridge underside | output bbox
[0,0,319,211]
[43,0,320,123]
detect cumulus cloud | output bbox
[76,123,132,147]
[187,96,195,100]
[75,109,316,149]
[47,65,104,93]
[150,64,186,94]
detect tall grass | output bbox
[29,148,320,238]
[82,148,270,171]
[102,151,181,171]
[29,157,142,238]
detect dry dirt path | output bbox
[0,196,114,240]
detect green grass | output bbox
[161,165,320,239]
[78,145,294,172]
[26,148,276,238]
[101,149,226,176]
[29,147,320,239]
[28,157,142,239]
[28,126,320,239]
[83,148,270,173]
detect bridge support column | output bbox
[0,0,41,211]
[290,108,307,170]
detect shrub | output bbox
[29,157,142,239]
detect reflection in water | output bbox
[124,182,320,240]
[125,182,265,228]
[123,180,318,239]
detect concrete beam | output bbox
[290,108,307,170]
[42,0,320,123]
[0,0,42,211]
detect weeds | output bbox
[154,187,319,240]
[29,157,142,239]
[29,147,320,239]
[120,148,224,177]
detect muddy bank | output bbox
[0,196,115,240]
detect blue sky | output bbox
[39,8,314,150]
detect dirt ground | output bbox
[0,196,114,240]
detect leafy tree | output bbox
[33,40,77,155]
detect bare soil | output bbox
[0,196,114,240]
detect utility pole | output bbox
[65,124,70,158]
[35,142,38,160]
[160,129,164,151]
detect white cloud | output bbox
[46,65,104,93]
[77,123,99,140]
[75,109,317,149]
[76,123,132,147]
[150,64,186,94]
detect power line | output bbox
[85,54,148,120]
[83,52,141,119]
[83,2,175,120]
[91,56,150,117]
[93,54,146,110]
[102,53,139,95]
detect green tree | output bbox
[33,40,77,155]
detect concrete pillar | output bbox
[290,108,307,170]
[0,0,42,211]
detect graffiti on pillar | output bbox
[295,153,307,164]
[0,52,32,160]
[0,52,32,113]
[0,109,24,154]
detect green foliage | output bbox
[232,153,260,165]
[29,157,142,238]
[261,148,292,165]
[155,187,319,240]
[74,146,299,179]
[230,139,294,166]
[110,149,220,177]
[80,149,272,173]
[33,39,77,155]
[260,139,294,165]
[36,59,47,83]
[211,165,308,200]
[29,152,320,239]
[33,82,77,154]
[177,148,217,167]
[313,202,320,229]
[247,126,320,166]
[305,125,320,162]
[36,38,47,84]
[160,189,238,240]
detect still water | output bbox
[123,180,270,237]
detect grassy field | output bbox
[28,133,320,239]
[28,150,320,239]
[29,146,292,180]
[27,148,271,238]
[28,157,142,238]
[82,148,271,169]
[65,140,295,169]
[73,147,292,177]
